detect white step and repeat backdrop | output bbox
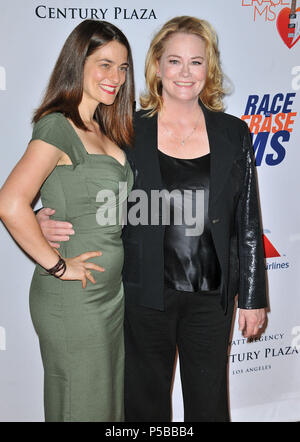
[0,0,299,422]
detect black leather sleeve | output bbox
[237,124,268,310]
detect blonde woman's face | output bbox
[157,32,207,104]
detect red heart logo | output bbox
[277,7,300,49]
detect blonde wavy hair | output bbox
[140,16,225,115]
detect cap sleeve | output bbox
[30,113,81,167]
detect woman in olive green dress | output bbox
[0,20,134,422]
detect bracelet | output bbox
[46,257,67,278]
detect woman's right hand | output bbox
[61,251,105,288]
[37,208,105,286]
[37,207,75,248]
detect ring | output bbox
[86,271,91,277]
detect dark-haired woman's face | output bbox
[82,40,129,106]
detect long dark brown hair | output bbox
[33,20,135,146]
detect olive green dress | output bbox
[29,112,133,422]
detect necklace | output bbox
[159,113,202,147]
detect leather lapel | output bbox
[201,102,237,211]
[134,105,237,203]
[134,111,163,190]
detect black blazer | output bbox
[122,102,267,313]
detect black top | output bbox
[122,107,267,313]
[158,150,221,293]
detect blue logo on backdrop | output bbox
[241,92,297,166]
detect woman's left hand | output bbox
[238,308,267,338]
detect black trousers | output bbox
[124,288,235,422]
